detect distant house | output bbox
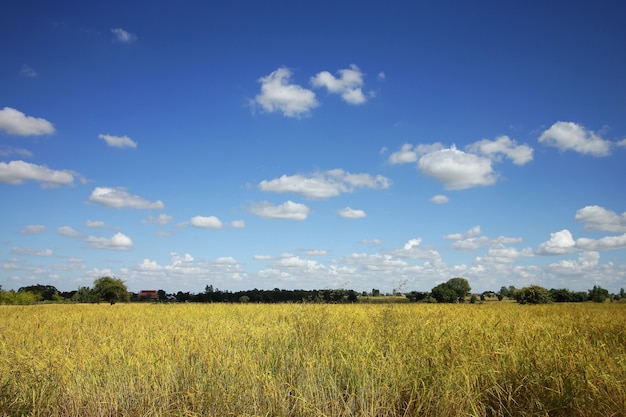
[138,290,159,301]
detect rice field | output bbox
[0,302,624,416]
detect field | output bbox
[1,303,625,417]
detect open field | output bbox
[1,303,625,416]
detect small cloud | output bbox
[254,255,273,260]
[259,169,390,199]
[58,226,82,238]
[11,247,53,256]
[85,220,105,228]
[430,195,449,204]
[252,67,318,118]
[0,146,33,158]
[250,200,310,221]
[86,232,133,250]
[467,135,533,165]
[21,225,45,234]
[98,134,137,149]
[311,64,367,105]
[575,205,626,233]
[0,107,55,136]
[418,145,496,190]
[539,121,611,156]
[89,187,164,209]
[111,28,137,43]
[0,160,77,187]
[231,220,245,228]
[19,64,38,78]
[190,216,223,229]
[143,214,172,225]
[338,207,366,219]
[377,71,385,81]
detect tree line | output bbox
[1,277,624,305]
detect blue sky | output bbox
[2,1,626,294]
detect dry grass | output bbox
[1,302,624,416]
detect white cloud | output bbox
[445,226,522,251]
[250,200,310,220]
[538,121,611,156]
[576,233,626,252]
[430,195,449,204]
[0,160,76,187]
[338,207,366,219]
[259,169,390,199]
[86,232,133,250]
[388,143,445,165]
[0,107,55,136]
[467,135,533,165]
[537,229,577,255]
[0,146,33,158]
[58,226,82,237]
[418,145,497,190]
[85,220,105,228]
[252,67,318,118]
[390,238,442,260]
[143,214,173,225]
[445,225,481,241]
[311,64,367,105]
[98,134,137,149]
[21,225,45,234]
[190,216,223,229]
[19,64,38,78]
[231,220,245,228]
[575,205,626,233]
[111,28,137,43]
[378,72,385,80]
[89,187,164,209]
[11,247,53,256]
[617,138,626,147]
[477,245,534,264]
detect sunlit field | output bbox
[1,303,624,416]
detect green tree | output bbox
[447,277,471,301]
[430,283,458,303]
[91,276,129,305]
[589,285,609,303]
[514,285,551,304]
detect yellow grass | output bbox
[1,303,625,416]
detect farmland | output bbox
[1,303,625,416]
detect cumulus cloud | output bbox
[575,205,626,233]
[388,143,445,165]
[58,226,82,237]
[538,121,611,156]
[190,216,223,229]
[98,134,137,149]
[252,67,318,117]
[467,135,533,165]
[111,28,137,43]
[418,146,497,190]
[576,233,626,252]
[311,64,367,105]
[21,225,45,234]
[390,238,442,260]
[259,169,390,199]
[86,232,133,250]
[250,200,310,220]
[89,187,164,209]
[338,207,366,219]
[537,229,577,255]
[0,160,77,187]
[0,107,55,136]
[430,195,449,204]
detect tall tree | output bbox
[91,276,129,305]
